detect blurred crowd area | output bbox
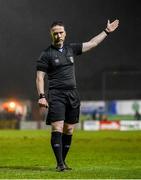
[80,100,141,121]
[0,99,141,130]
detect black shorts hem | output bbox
[46,118,79,125]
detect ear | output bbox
[64,30,66,37]
[50,29,53,36]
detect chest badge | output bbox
[54,59,60,64]
[70,57,74,63]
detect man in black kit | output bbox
[36,20,119,171]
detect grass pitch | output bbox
[0,129,141,179]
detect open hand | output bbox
[106,19,119,33]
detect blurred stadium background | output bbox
[0,0,141,178]
[0,0,140,131]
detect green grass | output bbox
[80,114,135,121]
[0,130,141,179]
[108,114,134,120]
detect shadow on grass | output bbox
[0,165,55,172]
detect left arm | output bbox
[82,19,119,53]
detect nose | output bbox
[57,33,61,38]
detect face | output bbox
[50,25,66,48]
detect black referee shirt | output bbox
[36,43,82,90]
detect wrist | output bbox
[104,29,110,35]
[39,93,46,99]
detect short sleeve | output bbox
[69,43,82,56]
[36,51,49,73]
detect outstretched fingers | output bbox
[107,19,119,32]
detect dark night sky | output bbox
[0,0,140,100]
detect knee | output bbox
[63,125,75,135]
[65,128,74,135]
[51,121,64,133]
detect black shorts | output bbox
[46,89,80,125]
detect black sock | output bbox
[51,131,64,166]
[62,134,72,162]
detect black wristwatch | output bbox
[104,29,110,35]
[39,93,46,99]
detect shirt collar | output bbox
[51,44,64,52]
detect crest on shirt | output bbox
[54,59,60,64]
[70,56,74,63]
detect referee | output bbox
[36,20,119,171]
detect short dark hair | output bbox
[50,21,65,29]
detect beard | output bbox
[54,39,64,47]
